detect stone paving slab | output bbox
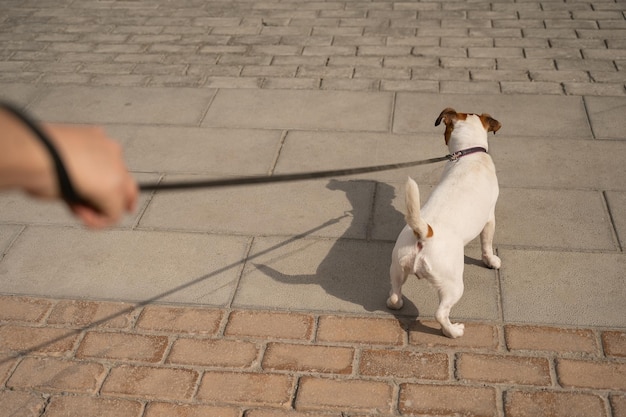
[491,136,626,191]
[107,125,282,176]
[0,84,40,107]
[234,236,395,314]
[0,227,250,305]
[235,237,499,320]
[584,96,626,140]
[496,188,618,251]
[274,130,447,184]
[270,128,626,191]
[29,86,217,125]
[370,182,619,252]
[500,250,626,327]
[202,89,394,131]
[139,178,375,239]
[393,93,592,137]
[370,181,424,242]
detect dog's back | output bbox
[419,154,499,245]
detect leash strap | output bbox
[1,101,488,195]
[138,147,488,191]
[138,155,451,191]
[1,101,88,206]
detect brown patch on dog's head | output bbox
[435,108,466,145]
[436,108,501,144]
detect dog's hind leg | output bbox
[480,213,501,269]
[387,259,408,310]
[435,277,465,338]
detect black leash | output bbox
[138,156,451,191]
[2,101,486,197]
[137,146,487,191]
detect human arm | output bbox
[0,106,138,228]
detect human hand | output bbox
[41,123,138,228]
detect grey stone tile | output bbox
[605,191,626,249]
[107,125,282,176]
[0,225,22,256]
[371,183,617,251]
[139,177,375,239]
[234,237,395,313]
[202,89,393,131]
[393,93,592,139]
[273,130,448,184]
[490,136,626,191]
[496,188,617,251]
[500,249,626,327]
[233,236,500,320]
[0,83,41,107]
[29,86,217,125]
[0,227,249,305]
[0,173,156,228]
[584,96,626,140]
[371,182,434,242]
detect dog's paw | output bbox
[386,294,404,310]
[442,322,465,339]
[482,254,501,269]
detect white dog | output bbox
[387,108,502,338]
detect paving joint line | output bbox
[267,129,289,176]
[601,190,624,252]
[226,236,255,310]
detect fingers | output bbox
[71,179,137,229]
[124,171,139,213]
[71,204,113,229]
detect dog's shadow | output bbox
[251,179,486,320]
[251,179,420,315]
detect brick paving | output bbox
[1,0,626,416]
[0,0,623,95]
[0,297,625,416]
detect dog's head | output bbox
[435,108,501,145]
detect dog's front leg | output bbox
[480,214,501,269]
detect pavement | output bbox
[0,0,625,416]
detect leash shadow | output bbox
[0,210,357,364]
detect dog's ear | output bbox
[435,108,458,145]
[435,108,457,127]
[481,114,501,134]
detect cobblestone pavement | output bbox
[0,0,624,95]
[1,296,625,417]
[1,1,625,416]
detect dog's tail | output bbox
[405,177,433,240]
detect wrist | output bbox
[0,108,57,197]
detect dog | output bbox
[387,108,502,338]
